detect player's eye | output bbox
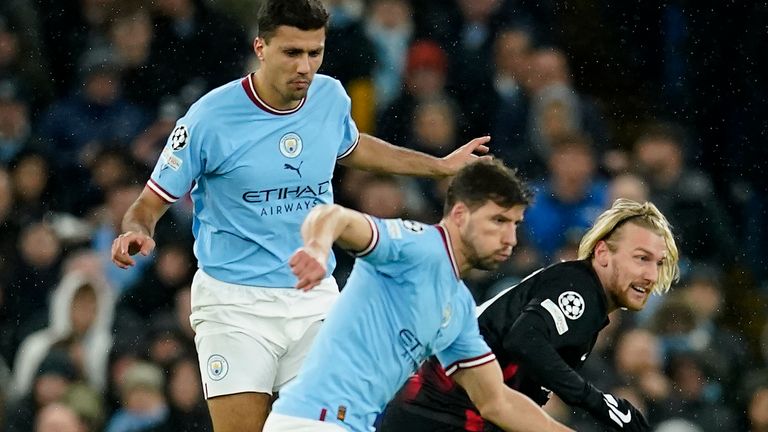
[309,50,323,57]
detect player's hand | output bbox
[587,393,649,432]
[289,245,327,291]
[111,231,156,269]
[439,136,493,176]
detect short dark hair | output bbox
[257,0,329,41]
[443,159,531,215]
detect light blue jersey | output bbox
[272,217,495,432]
[148,74,359,286]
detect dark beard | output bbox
[468,254,503,272]
[461,227,505,272]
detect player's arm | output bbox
[290,204,374,290]
[452,361,573,432]
[338,133,492,178]
[111,186,171,269]
[506,313,648,431]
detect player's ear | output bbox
[254,37,265,60]
[449,202,469,227]
[593,240,610,267]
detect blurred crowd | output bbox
[0,0,766,431]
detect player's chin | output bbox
[474,259,503,272]
[621,296,647,312]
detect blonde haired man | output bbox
[383,198,679,432]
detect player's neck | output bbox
[251,72,302,111]
[441,220,470,278]
[591,260,619,313]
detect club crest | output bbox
[207,354,229,381]
[279,133,303,158]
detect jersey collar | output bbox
[241,73,306,115]
[436,223,461,280]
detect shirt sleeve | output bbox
[501,265,606,407]
[335,83,360,159]
[355,218,431,271]
[503,312,600,407]
[436,295,495,377]
[147,116,207,203]
[522,265,605,346]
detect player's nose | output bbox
[644,262,659,283]
[297,54,311,74]
[502,226,518,248]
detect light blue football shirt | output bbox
[148,74,359,287]
[272,217,495,432]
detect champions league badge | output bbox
[170,125,189,151]
[279,132,303,158]
[207,354,229,381]
[558,291,585,320]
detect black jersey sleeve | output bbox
[501,262,608,407]
[525,262,607,346]
[503,311,601,406]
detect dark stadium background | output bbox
[0,0,766,430]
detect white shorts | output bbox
[190,269,339,398]
[264,413,348,432]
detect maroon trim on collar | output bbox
[436,224,460,279]
[240,74,306,115]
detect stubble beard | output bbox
[462,231,502,272]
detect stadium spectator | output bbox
[104,361,168,432]
[3,222,63,359]
[0,14,52,112]
[320,0,377,132]
[7,151,56,223]
[115,242,194,323]
[34,402,88,432]
[0,168,18,277]
[363,0,414,112]
[522,133,608,263]
[527,48,609,170]
[10,271,114,401]
[632,122,736,267]
[0,79,35,166]
[36,58,150,172]
[106,8,163,110]
[608,173,650,205]
[657,353,738,431]
[377,40,455,146]
[149,0,248,102]
[612,329,672,409]
[146,355,212,432]
[4,350,80,432]
[745,377,768,432]
[488,27,535,176]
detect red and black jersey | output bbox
[383,260,610,431]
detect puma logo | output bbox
[284,161,303,178]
